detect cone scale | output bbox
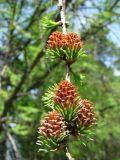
[78,99,96,128]
[38,110,66,138]
[54,80,80,108]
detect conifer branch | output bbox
[66,64,70,81]
[58,0,67,34]
[58,0,70,81]
[58,2,74,159]
[65,147,75,160]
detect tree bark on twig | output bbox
[65,147,75,160]
[2,124,20,160]
[58,0,74,158]
[59,0,67,34]
[59,0,71,81]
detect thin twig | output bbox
[58,0,71,81]
[2,124,20,160]
[58,2,74,159]
[59,0,67,34]
[0,65,7,90]
[66,64,70,81]
[65,147,75,160]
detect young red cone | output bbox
[47,31,83,50]
[78,99,96,128]
[38,110,66,138]
[47,31,84,64]
[47,31,63,49]
[65,32,83,49]
[54,80,80,108]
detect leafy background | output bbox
[0,0,120,160]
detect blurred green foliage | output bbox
[0,0,120,160]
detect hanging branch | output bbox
[37,1,96,159]
[58,1,74,159]
[58,0,67,34]
[58,0,70,81]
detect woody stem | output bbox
[65,147,75,160]
[66,64,70,81]
[58,0,71,81]
[59,0,67,34]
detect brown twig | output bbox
[66,64,70,81]
[65,147,75,160]
[58,0,74,158]
[58,0,71,81]
[58,0,67,34]
[2,124,20,160]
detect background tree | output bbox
[0,0,120,160]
